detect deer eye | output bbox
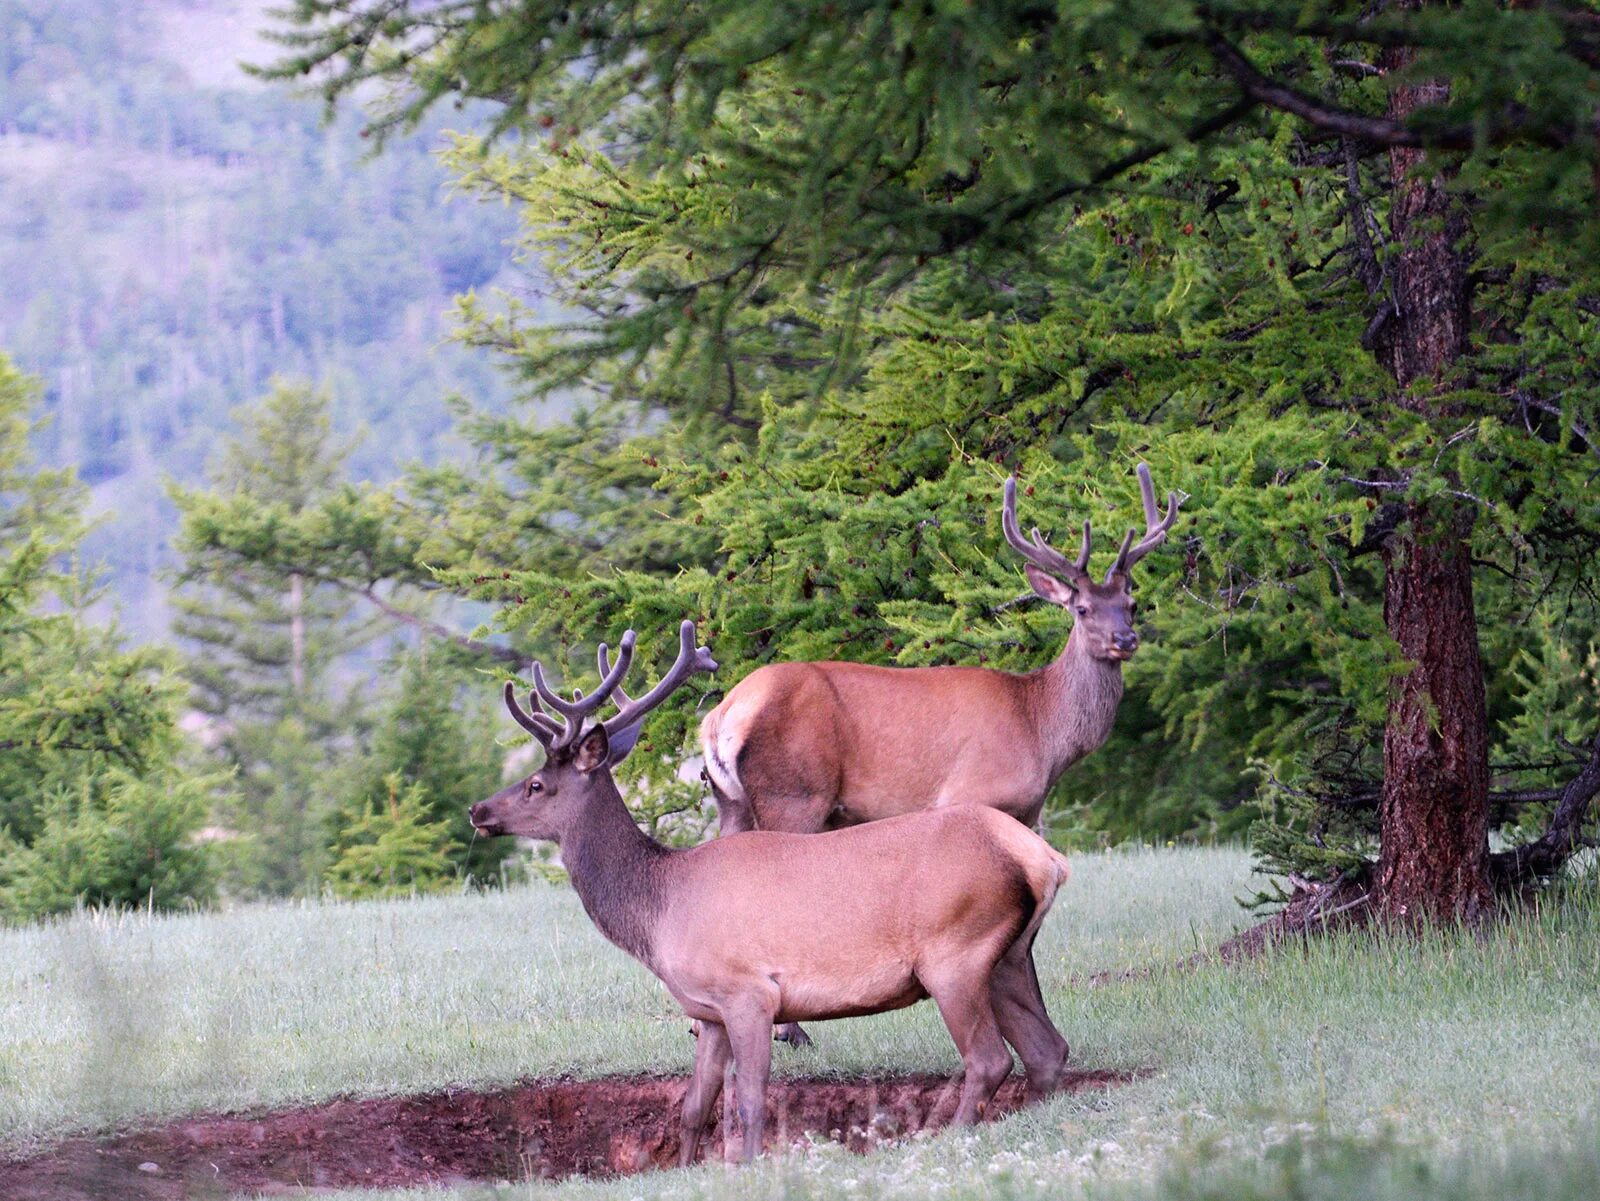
[1075,605,1089,616]
[526,779,544,795]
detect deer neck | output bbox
[1031,623,1126,781]
[557,777,672,969]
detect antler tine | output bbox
[518,630,640,750]
[1002,476,1090,582]
[1136,461,1160,528]
[597,639,637,711]
[1109,462,1183,577]
[503,681,562,748]
[530,659,606,722]
[1104,528,1137,583]
[1067,519,1092,575]
[601,620,718,740]
[590,629,637,707]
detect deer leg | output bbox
[751,791,830,1051]
[724,1001,778,1162]
[740,787,834,1052]
[924,959,1015,1126]
[989,936,1070,1102]
[711,783,809,1050]
[680,1019,732,1167]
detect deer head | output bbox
[470,620,717,840]
[1001,464,1180,663]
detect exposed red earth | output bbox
[0,1069,1133,1199]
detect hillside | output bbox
[0,0,524,635]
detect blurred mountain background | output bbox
[0,0,522,637]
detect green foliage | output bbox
[1500,603,1600,768]
[204,714,339,898]
[0,353,220,921]
[1490,599,1600,843]
[171,381,377,897]
[328,649,513,882]
[249,2,1600,880]
[325,774,456,899]
[269,2,1600,263]
[172,381,370,717]
[0,768,218,922]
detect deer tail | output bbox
[699,707,747,805]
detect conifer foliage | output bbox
[170,382,375,896]
[0,356,218,921]
[264,1,1600,923]
[325,773,457,900]
[326,648,512,888]
[171,384,517,894]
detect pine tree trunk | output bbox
[1377,506,1490,921]
[1371,45,1492,923]
[289,572,307,697]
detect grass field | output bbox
[2,845,1598,1200]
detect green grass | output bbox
[3,845,1598,1201]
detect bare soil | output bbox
[0,1069,1132,1199]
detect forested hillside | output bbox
[0,0,520,634]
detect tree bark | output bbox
[1370,41,1493,923]
[1376,507,1490,921]
[289,571,307,697]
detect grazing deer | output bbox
[701,464,1178,1047]
[469,621,1073,1165]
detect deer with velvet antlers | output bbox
[700,464,1179,1046]
[703,463,1182,833]
[469,621,1073,1165]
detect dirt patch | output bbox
[0,1069,1133,1199]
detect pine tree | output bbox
[329,647,513,883]
[259,2,1600,925]
[172,380,364,715]
[325,773,456,899]
[0,353,217,921]
[170,380,372,895]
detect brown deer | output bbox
[700,464,1178,1046]
[469,621,1073,1165]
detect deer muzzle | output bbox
[468,801,504,836]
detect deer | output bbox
[469,620,1073,1166]
[700,463,1179,1047]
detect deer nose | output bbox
[469,802,488,826]
[1113,631,1139,653]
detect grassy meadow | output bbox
[2,845,1598,1200]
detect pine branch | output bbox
[977,96,1261,244]
[0,738,140,757]
[1490,728,1600,883]
[343,582,530,669]
[1202,29,1583,151]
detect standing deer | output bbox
[701,464,1179,1046]
[469,620,1073,1165]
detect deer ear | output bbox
[605,721,643,766]
[1024,563,1078,606]
[571,725,611,774]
